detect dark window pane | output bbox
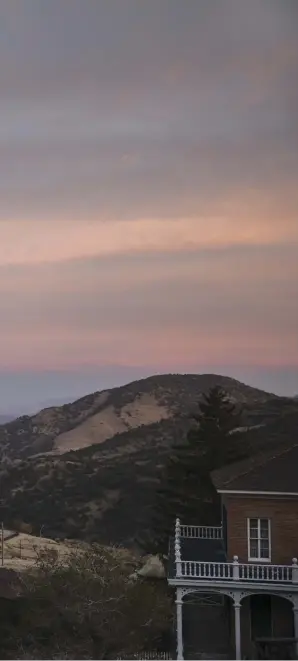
[260,519,269,533]
[250,540,259,558]
[260,528,269,540]
[250,528,259,539]
[260,541,270,558]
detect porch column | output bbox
[233,597,242,660]
[292,604,298,658]
[176,587,184,660]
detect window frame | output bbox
[247,517,271,562]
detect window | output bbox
[247,518,271,561]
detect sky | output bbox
[0,0,297,413]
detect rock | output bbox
[137,555,165,579]
[128,571,138,582]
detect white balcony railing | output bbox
[180,558,296,583]
[174,518,298,585]
[180,524,223,539]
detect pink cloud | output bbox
[0,203,297,268]
[1,320,296,372]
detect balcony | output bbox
[169,519,298,586]
[180,524,223,539]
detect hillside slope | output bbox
[0,373,281,460]
[0,373,297,547]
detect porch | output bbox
[181,592,298,660]
[168,520,298,659]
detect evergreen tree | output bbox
[145,386,246,555]
[188,385,243,471]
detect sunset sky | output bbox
[0,0,297,413]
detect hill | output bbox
[0,373,297,547]
[0,373,283,461]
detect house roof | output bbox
[212,443,298,494]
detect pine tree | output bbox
[188,385,243,471]
[145,386,245,555]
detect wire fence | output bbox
[1,526,65,566]
[6,540,38,560]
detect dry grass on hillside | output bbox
[2,532,87,570]
[2,530,139,573]
[53,393,170,453]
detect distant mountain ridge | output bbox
[0,373,281,461]
[0,373,297,546]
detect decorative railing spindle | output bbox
[292,558,298,583]
[175,518,182,577]
[232,555,239,580]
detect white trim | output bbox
[176,587,184,660]
[247,517,271,562]
[293,606,298,657]
[234,599,241,660]
[168,577,298,594]
[218,489,298,496]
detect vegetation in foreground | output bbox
[0,546,172,660]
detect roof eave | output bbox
[217,489,298,497]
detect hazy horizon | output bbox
[0,365,297,416]
[0,0,297,411]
